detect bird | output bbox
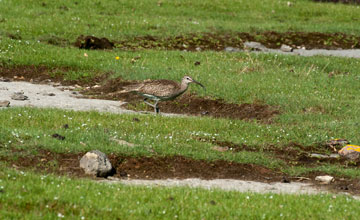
[121,75,205,113]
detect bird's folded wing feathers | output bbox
[135,80,181,97]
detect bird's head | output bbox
[182,76,205,89]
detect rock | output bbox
[309,153,340,159]
[338,145,360,160]
[0,100,10,107]
[224,47,241,52]
[0,77,10,82]
[80,150,113,177]
[243,42,268,51]
[11,92,28,101]
[280,44,293,52]
[315,175,334,184]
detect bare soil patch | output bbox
[0,65,279,121]
[198,137,357,167]
[74,32,360,52]
[2,147,360,195]
[3,148,282,182]
[85,78,280,121]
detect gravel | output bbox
[102,178,332,196]
[0,81,133,114]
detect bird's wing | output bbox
[137,80,180,97]
[122,83,144,92]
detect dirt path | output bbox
[256,48,360,58]
[102,178,322,195]
[0,81,134,114]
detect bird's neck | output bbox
[180,81,189,93]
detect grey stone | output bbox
[243,42,268,51]
[80,150,113,177]
[224,47,241,52]
[280,44,293,52]
[309,153,340,159]
[0,100,10,107]
[11,92,28,100]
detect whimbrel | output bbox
[122,76,205,113]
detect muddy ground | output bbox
[2,143,360,195]
[71,32,360,51]
[0,65,279,121]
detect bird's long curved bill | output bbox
[193,79,206,90]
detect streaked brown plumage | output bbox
[122,76,205,113]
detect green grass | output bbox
[1,0,360,41]
[1,167,359,219]
[2,0,360,218]
[2,38,360,179]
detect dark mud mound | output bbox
[313,0,360,4]
[4,148,281,182]
[115,32,360,51]
[110,155,281,181]
[74,35,115,50]
[4,148,360,194]
[158,94,279,121]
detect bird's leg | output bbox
[143,98,160,114]
[154,101,160,114]
[143,98,155,108]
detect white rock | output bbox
[280,44,293,52]
[315,175,334,184]
[80,150,113,177]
